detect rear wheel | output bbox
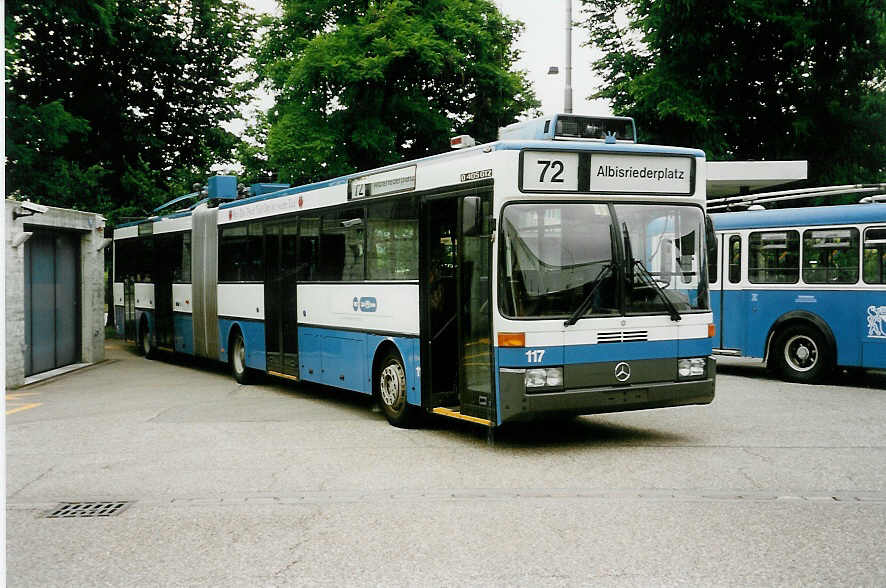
[140,319,155,359]
[773,324,833,383]
[376,352,421,428]
[230,331,252,384]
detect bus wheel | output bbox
[140,319,155,359]
[774,324,833,384]
[230,330,252,385]
[376,352,420,428]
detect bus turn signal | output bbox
[498,332,526,347]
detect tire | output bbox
[376,352,421,428]
[773,324,834,384]
[230,330,252,385]
[140,319,155,359]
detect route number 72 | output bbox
[537,160,565,183]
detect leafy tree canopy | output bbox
[579,0,885,189]
[6,0,257,223]
[254,0,539,185]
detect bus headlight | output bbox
[525,367,564,389]
[678,357,707,379]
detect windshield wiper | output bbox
[563,263,613,327]
[632,259,682,322]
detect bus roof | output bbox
[116,137,707,230]
[711,203,886,230]
[217,139,705,212]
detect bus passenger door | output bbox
[718,232,747,351]
[265,221,300,378]
[153,234,176,349]
[457,193,494,422]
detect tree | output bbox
[579,0,886,189]
[254,0,538,185]
[5,0,258,223]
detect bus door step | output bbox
[431,406,494,427]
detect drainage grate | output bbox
[45,501,131,518]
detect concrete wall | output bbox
[5,200,107,388]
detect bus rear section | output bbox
[492,199,715,424]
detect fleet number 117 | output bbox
[525,349,546,363]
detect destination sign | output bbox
[349,165,416,199]
[589,154,693,194]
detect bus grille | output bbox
[597,330,648,343]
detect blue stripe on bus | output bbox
[711,288,886,368]
[297,326,421,404]
[218,318,266,371]
[173,313,194,355]
[497,338,713,368]
[114,305,125,338]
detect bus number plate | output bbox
[522,151,579,191]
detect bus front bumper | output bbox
[497,364,715,424]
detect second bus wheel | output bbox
[140,319,155,359]
[230,331,252,385]
[773,324,834,384]
[376,352,421,428]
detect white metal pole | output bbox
[564,0,573,113]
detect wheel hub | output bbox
[380,365,403,408]
[785,334,818,372]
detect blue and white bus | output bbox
[114,113,716,427]
[710,203,886,382]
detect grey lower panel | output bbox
[499,358,715,424]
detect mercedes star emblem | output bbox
[614,362,631,382]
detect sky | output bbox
[242,0,612,118]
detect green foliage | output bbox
[5,0,257,224]
[579,0,886,189]
[255,0,538,185]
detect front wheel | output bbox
[376,352,421,428]
[773,324,833,384]
[230,331,252,385]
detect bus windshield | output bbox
[499,202,708,319]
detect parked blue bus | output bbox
[709,203,886,382]
[114,114,716,428]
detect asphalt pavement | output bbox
[6,341,886,586]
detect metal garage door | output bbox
[24,230,81,376]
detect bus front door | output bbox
[457,194,495,422]
[264,221,300,378]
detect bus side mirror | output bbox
[462,196,482,237]
[705,215,716,262]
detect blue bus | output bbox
[114,113,716,428]
[710,203,886,382]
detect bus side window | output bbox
[708,238,718,284]
[366,197,418,280]
[803,227,859,284]
[319,208,365,281]
[748,230,799,284]
[728,235,741,283]
[297,216,321,281]
[863,227,886,284]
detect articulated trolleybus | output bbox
[114,114,716,428]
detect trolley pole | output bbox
[564,0,573,113]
